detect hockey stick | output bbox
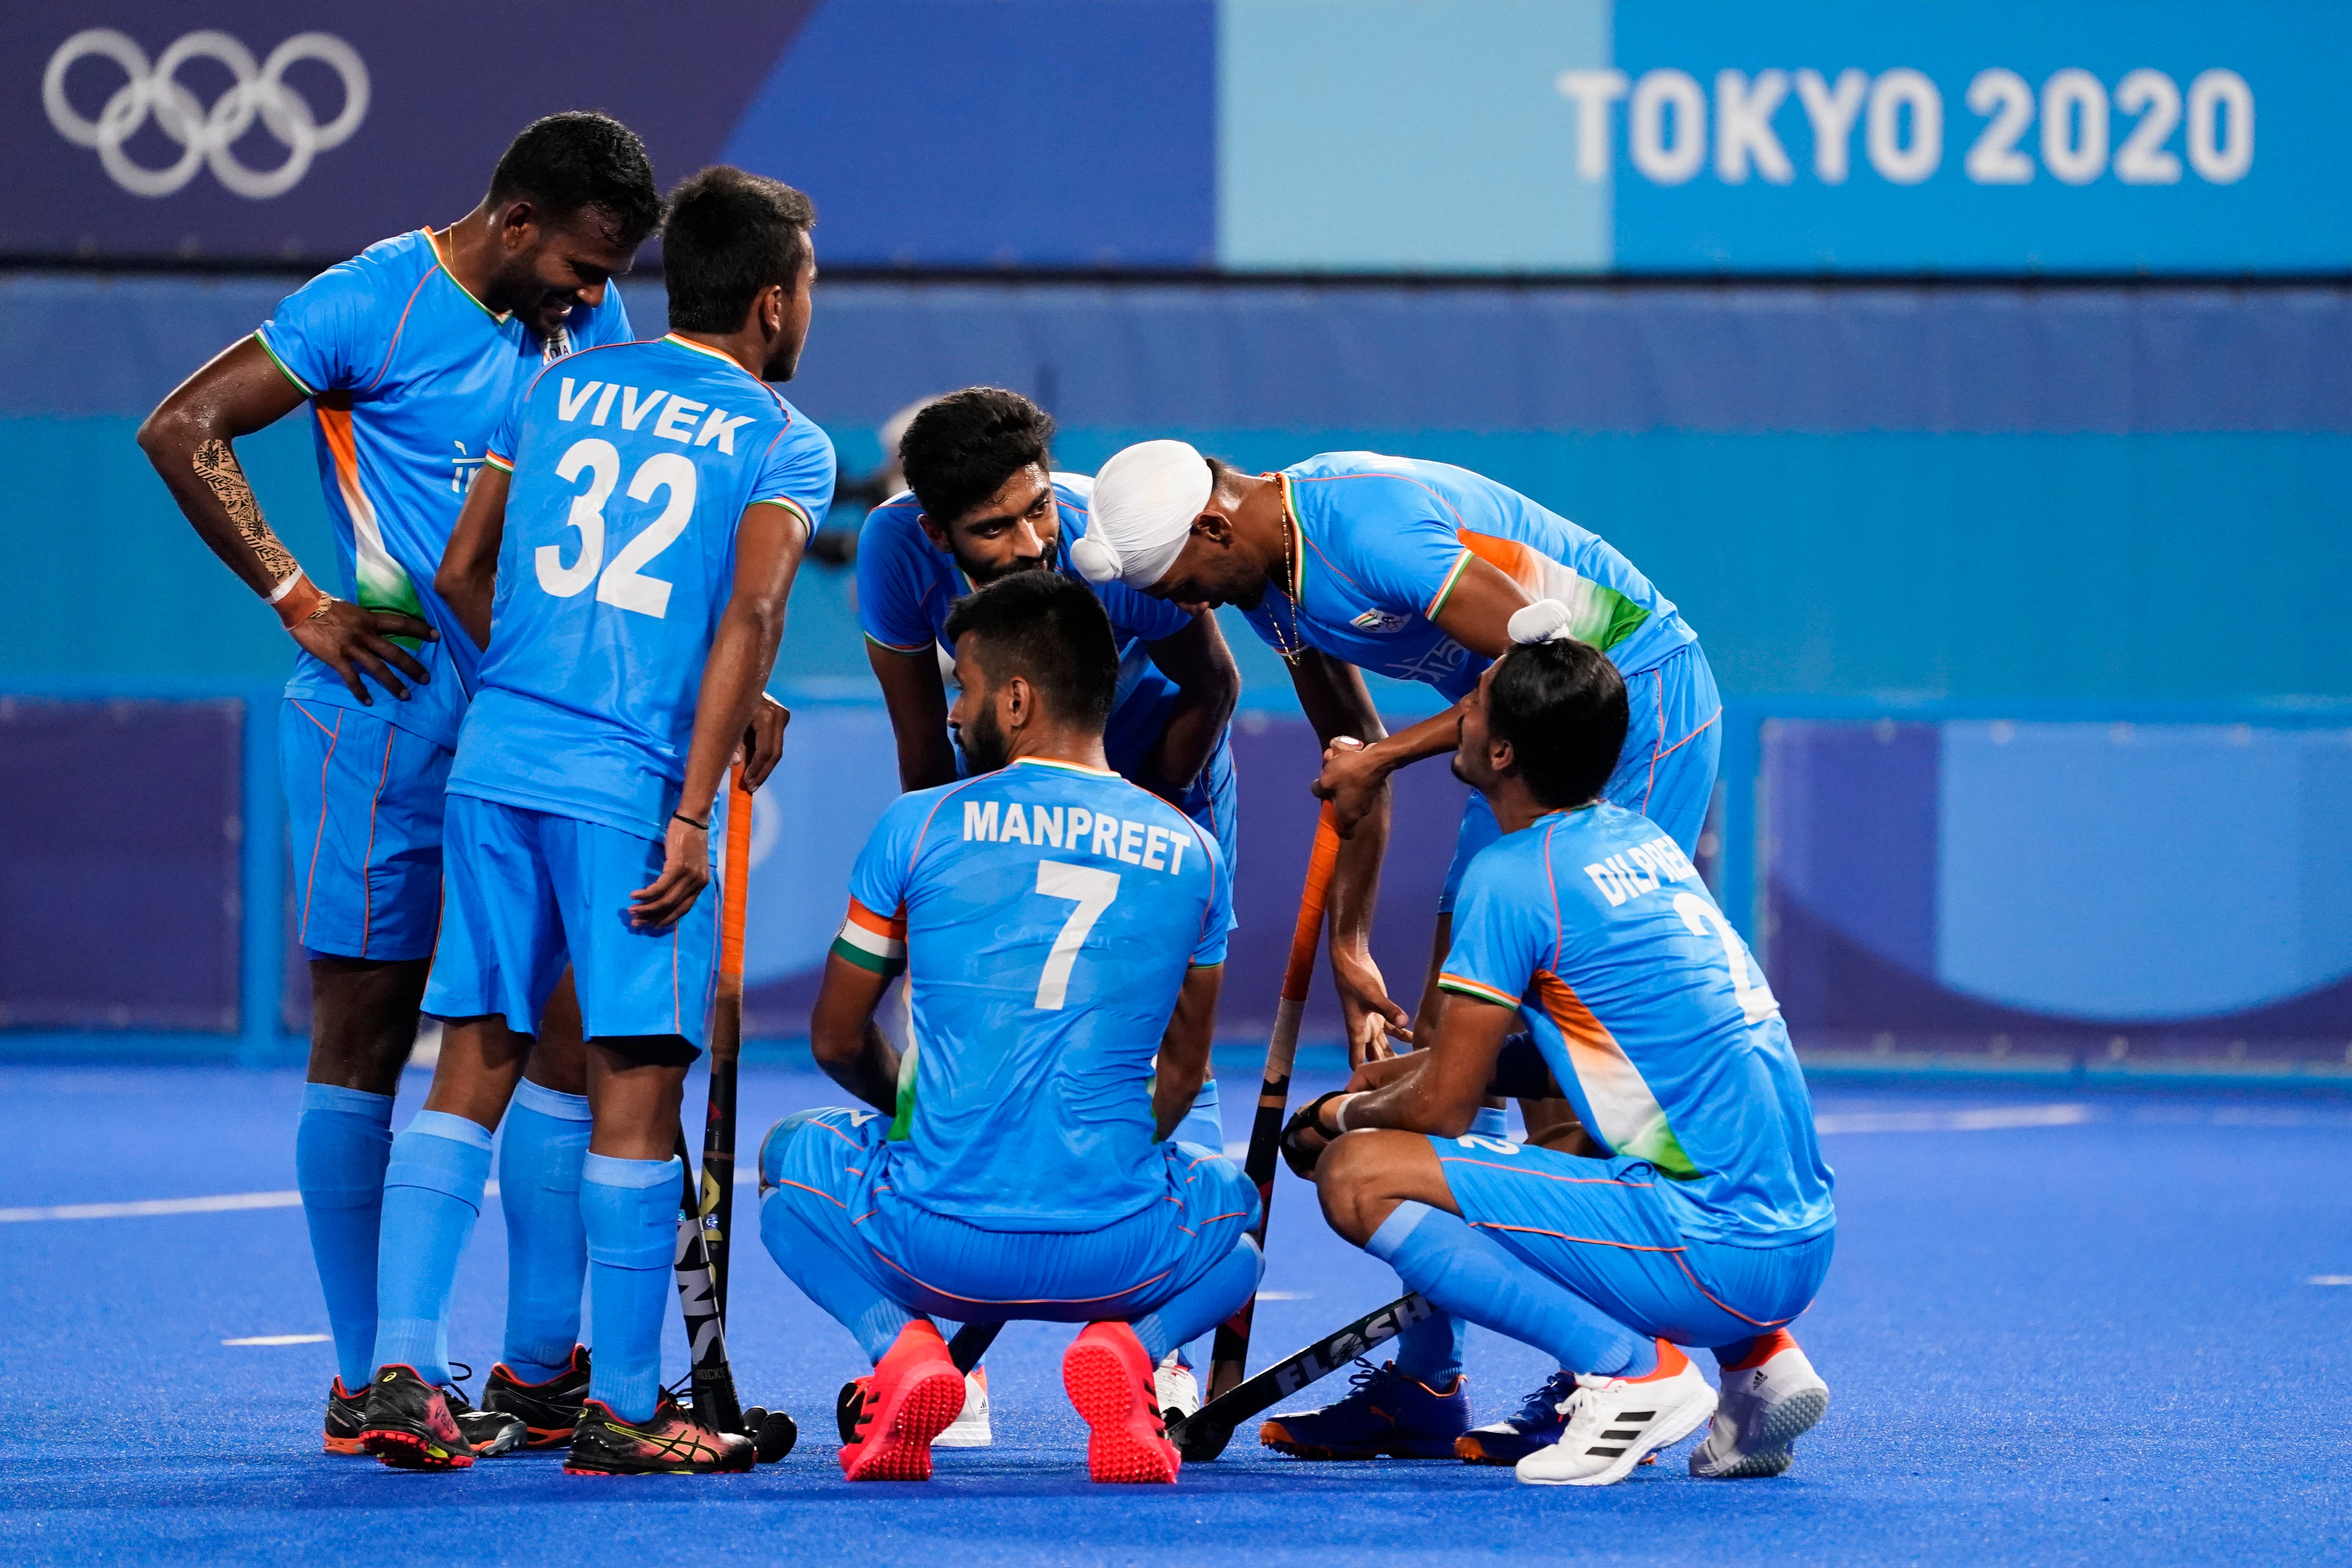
[1201,802,1342,1426]
[1170,1293,1431,1460]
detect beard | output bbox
[955,697,1011,774]
[963,537,1058,587]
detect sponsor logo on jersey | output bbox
[1350,608,1411,633]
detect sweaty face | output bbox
[948,637,1011,774]
[939,465,1060,585]
[494,204,640,338]
[1144,528,1264,612]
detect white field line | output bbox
[3,1168,769,1224]
[2309,1276,2352,1286]
[222,1334,330,1346]
[1815,1103,2093,1135]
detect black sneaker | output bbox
[484,1346,592,1448]
[564,1392,755,1476]
[325,1377,369,1456]
[358,1365,526,1469]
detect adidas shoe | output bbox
[1456,1370,1576,1465]
[1154,1352,1201,1427]
[1260,1361,1470,1460]
[934,1367,993,1448]
[1689,1330,1828,1479]
[563,1393,754,1476]
[324,1377,369,1456]
[838,1321,966,1481]
[1062,1321,1179,1484]
[483,1346,592,1449]
[1514,1341,1716,1487]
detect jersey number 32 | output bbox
[538,437,696,618]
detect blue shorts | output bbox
[1440,643,1722,912]
[760,1106,1259,1322]
[421,794,715,1057]
[1433,1132,1831,1350]
[280,699,451,962]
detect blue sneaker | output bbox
[1259,1361,1471,1460]
[1455,1370,1577,1465]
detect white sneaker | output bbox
[1154,1353,1201,1424]
[1689,1331,1828,1479]
[1514,1342,1716,1487]
[933,1367,993,1448]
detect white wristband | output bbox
[1330,1092,1367,1133]
[265,569,308,606]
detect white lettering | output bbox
[1584,863,1629,907]
[1117,819,1145,865]
[1091,813,1119,857]
[2040,68,2108,185]
[1142,824,1170,871]
[653,396,707,443]
[589,382,619,426]
[1630,69,1707,185]
[557,378,601,422]
[1793,68,1867,183]
[1066,807,1092,847]
[999,803,1031,844]
[1964,68,2036,184]
[1554,68,1628,181]
[1715,69,1793,184]
[1867,68,1941,184]
[1034,805,1064,848]
[694,405,754,454]
[2114,70,2183,185]
[1167,833,1187,876]
[962,800,999,841]
[618,386,668,431]
[2186,69,2253,184]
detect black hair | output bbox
[899,388,1056,524]
[1487,638,1629,809]
[661,166,816,333]
[486,112,663,246]
[942,571,1118,730]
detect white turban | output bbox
[1068,439,1211,589]
[1507,599,1577,644]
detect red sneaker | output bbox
[839,1321,966,1481]
[1062,1322,1179,1484]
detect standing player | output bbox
[353,165,833,1474]
[858,389,1242,1425]
[1277,630,1833,1486]
[135,113,663,1456]
[1076,441,1721,1446]
[759,571,1260,1486]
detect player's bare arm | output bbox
[631,503,807,929]
[810,955,905,1114]
[867,641,960,790]
[1136,612,1240,801]
[1154,963,1223,1140]
[1310,556,1530,833]
[137,336,437,704]
[1286,645,1412,1062]
[436,462,511,650]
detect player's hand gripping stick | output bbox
[1195,802,1342,1451]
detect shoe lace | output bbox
[1511,1370,1581,1427]
[1324,1360,1391,1411]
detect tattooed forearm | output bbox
[193,437,299,591]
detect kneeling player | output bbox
[358,166,833,1474]
[759,571,1260,1485]
[1278,623,1834,1486]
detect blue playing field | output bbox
[2,1065,2346,1566]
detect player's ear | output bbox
[497,199,536,250]
[1190,509,1231,544]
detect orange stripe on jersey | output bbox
[1457,529,1545,595]
[1531,970,1622,1062]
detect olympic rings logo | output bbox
[43,29,369,199]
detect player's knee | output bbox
[757,1109,824,1189]
[1314,1132,1387,1244]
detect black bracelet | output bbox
[671,810,710,831]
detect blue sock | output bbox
[1389,1310,1470,1387]
[295,1083,395,1391]
[1471,1105,1509,1138]
[1173,1078,1224,1150]
[759,1185,915,1363]
[1133,1237,1263,1363]
[499,1081,592,1382]
[1366,1201,1649,1379]
[370,1111,493,1388]
[581,1154,681,1423]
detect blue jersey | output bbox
[1240,453,1696,700]
[445,334,836,839]
[855,474,1215,783]
[1437,802,1833,1245]
[829,757,1232,1230]
[256,229,634,748]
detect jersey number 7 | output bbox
[1033,861,1120,1009]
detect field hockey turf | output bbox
[2,1064,2346,1565]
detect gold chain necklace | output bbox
[1265,473,1305,665]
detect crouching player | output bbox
[759,571,1260,1484]
[1278,621,1834,1486]
[357,166,833,1474]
